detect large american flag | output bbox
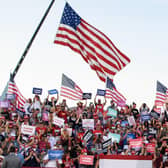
[60,74,83,100]
[155,81,168,106]
[54,3,130,82]
[7,81,26,110]
[105,77,126,105]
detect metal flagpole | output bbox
[11,0,55,81]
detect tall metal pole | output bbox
[11,0,55,81]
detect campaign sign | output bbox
[108,133,120,143]
[6,93,15,100]
[107,108,117,118]
[53,116,65,127]
[32,88,42,95]
[82,93,92,100]
[48,89,58,95]
[83,130,93,142]
[102,139,111,149]
[48,150,64,160]
[97,89,106,96]
[127,133,136,141]
[0,100,9,108]
[128,116,136,126]
[148,128,157,135]
[82,119,94,129]
[121,120,129,127]
[129,138,143,148]
[80,155,94,165]
[150,111,160,119]
[146,143,155,153]
[21,124,36,136]
[141,114,151,121]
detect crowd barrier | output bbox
[99,155,153,168]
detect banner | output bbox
[32,87,42,95]
[82,93,92,99]
[80,155,94,165]
[53,116,65,127]
[48,89,58,95]
[102,139,111,149]
[82,119,94,129]
[128,116,136,126]
[21,124,36,136]
[150,111,160,119]
[83,130,93,142]
[6,93,15,100]
[148,128,157,135]
[48,150,64,160]
[108,133,120,143]
[121,120,129,127]
[0,100,9,108]
[146,143,155,153]
[97,89,106,96]
[129,138,143,148]
[141,114,151,122]
[107,108,117,118]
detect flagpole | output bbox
[11,0,55,81]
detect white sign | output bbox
[82,119,94,129]
[128,116,136,126]
[21,124,36,136]
[53,116,65,127]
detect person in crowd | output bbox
[1,146,22,168]
[1,92,168,168]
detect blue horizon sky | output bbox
[0,0,168,109]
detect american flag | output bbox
[105,77,126,105]
[54,3,130,82]
[7,81,26,110]
[155,81,168,106]
[60,74,83,100]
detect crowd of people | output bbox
[0,93,168,168]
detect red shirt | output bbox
[95,104,104,114]
[58,111,68,123]
[36,126,47,135]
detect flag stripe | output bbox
[155,81,168,105]
[56,25,118,77]
[82,20,130,66]
[7,81,26,110]
[105,77,126,105]
[60,74,83,100]
[80,21,123,69]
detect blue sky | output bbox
[0,0,168,108]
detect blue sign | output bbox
[82,93,92,99]
[141,114,151,121]
[121,120,129,127]
[48,89,58,95]
[32,88,42,95]
[97,89,106,96]
[48,150,64,160]
[6,93,15,100]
